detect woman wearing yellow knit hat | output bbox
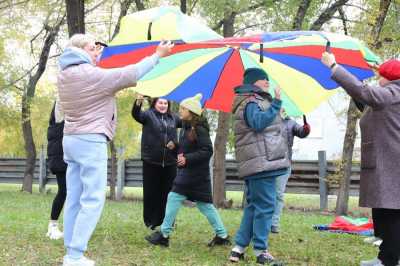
[145,93,231,247]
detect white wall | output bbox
[291,90,361,161]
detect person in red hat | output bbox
[321,52,400,266]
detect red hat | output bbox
[378,59,400,81]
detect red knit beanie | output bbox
[378,59,400,81]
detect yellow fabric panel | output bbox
[130,48,228,96]
[246,52,336,113]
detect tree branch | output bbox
[370,0,392,49]
[0,0,29,11]
[85,0,108,14]
[111,0,135,40]
[292,0,312,30]
[188,0,199,15]
[234,23,265,35]
[310,0,350,30]
[26,14,65,98]
[338,7,348,35]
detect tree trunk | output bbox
[213,112,231,207]
[134,0,145,11]
[21,94,35,193]
[335,100,360,215]
[109,141,117,200]
[212,9,235,208]
[65,0,85,36]
[292,0,312,30]
[20,19,64,193]
[180,0,187,14]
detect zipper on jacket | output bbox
[162,115,167,168]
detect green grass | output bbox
[0,184,377,265]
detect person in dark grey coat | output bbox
[322,52,400,266]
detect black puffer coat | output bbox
[132,100,181,167]
[172,119,213,203]
[47,103,67,174]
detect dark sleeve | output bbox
[291,120,310,138]
[48,103,56,127]
[184,126,213,166]
[131,99,147,124]
[332,65,400,109]
[353,99,365,112]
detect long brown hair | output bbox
[186,111,208,142]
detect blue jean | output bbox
[160,192,227,238]
[234,176,276,251]
[63,134,108,259]
[272,167,291,228]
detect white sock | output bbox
[254,249,266,257]
[232,245,245,254]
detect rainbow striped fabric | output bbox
[99,11,380,116]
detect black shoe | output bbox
[271,225,280,234]
[145,231,169,247]
[229,250,244,263]
[256,251,275,265]
[208,235,231,247]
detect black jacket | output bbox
[47,103,67,174]
[132,100,181,166]
[172,119,213,203]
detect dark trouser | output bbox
[372,208,400,266]
[142,161,176,228]
[51,171,67,220]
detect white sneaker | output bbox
[46,221,63,240]
[360,258,384,266]
[364,237,381,244]
[63,256,95,266]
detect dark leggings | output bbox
[372,208,400,266]
[50,171,67,220]
[142,161,176,228]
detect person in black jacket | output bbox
[132,94,181,230]
[145,93,230,248]
[46,101,67,240]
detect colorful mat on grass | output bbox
[313,216,374,236]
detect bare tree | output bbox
[20,15,65,192]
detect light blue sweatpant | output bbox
[62,134,108,259]
[160,192,227,238]
[272,166,292,228]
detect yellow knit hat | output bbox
[180,93,203,115]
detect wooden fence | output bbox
[0,151,361,209]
